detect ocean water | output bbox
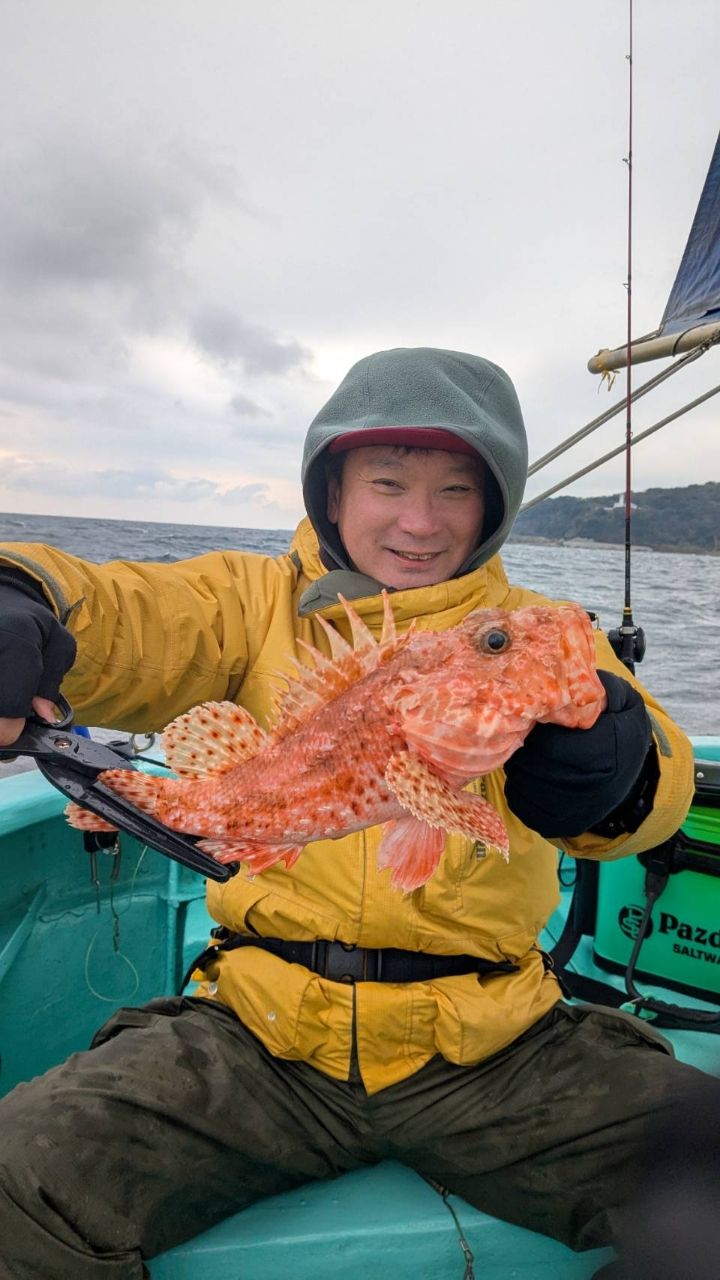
[1,511,718,737]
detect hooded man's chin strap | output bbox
[290,543,388,616]
[298,569,389,616]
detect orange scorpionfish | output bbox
[67,595,607,892]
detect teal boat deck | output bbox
[152,1161,612,1279]
[1,740,718,1278]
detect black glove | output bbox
[0,571,77,717]
[504,670,656,839]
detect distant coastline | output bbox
[508,534,718,556]
[512,481,719,556]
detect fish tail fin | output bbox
[65,803,119,833]
[96,768,168,816]
[65,768,171,830]
[163,701,268,778]
[377,816,445,892]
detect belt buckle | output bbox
[324,942,370,984]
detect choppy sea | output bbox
[1,511,718,737]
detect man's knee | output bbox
[0,1072,147,1279]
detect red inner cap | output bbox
[328,427,479,457]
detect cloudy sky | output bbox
[1,0,718,530]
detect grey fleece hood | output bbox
[300,347,528,612]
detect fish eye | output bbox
[477,627,511,654]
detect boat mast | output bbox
[608,0,645,673]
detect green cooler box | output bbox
[592,758,720,1003]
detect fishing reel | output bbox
[608,617,646,673]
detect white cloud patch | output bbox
[0,453,275,508]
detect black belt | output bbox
[182,928,520,991]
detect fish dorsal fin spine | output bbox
[272,591,413,737]
[163,701,268,778]
[315,613,353,662]
[338,591,378,657]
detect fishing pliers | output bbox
[0,697,236,882]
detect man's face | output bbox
[326,445,486,589]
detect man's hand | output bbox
[0,696,60,747]
[0,579,77,746]
[504,670,655,838]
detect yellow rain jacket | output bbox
[0,521,694,1093]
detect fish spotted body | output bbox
[66,595,606,891]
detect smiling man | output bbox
[326,444,486,588]
[0,347,713,1280]
[298,347,524,614]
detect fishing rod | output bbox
[607,0,645,674]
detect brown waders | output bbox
[0,995,715,1279]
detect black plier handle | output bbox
[0,697,235,882]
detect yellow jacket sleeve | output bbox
[0,542,298,733]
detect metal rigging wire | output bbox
[521,378,720,512]
[526,338,715,478]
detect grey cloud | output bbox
[191,306,311,375]
[229,393,270,417]
[0,130,265,408]
[0,134,243,297]
[0,305,131,386]
[0,125,314,451]
[218,482,274,506]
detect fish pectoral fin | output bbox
[385,750,510,861]
[163,702,269,779]
[376,817,445,892]
[196,837,304,870]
